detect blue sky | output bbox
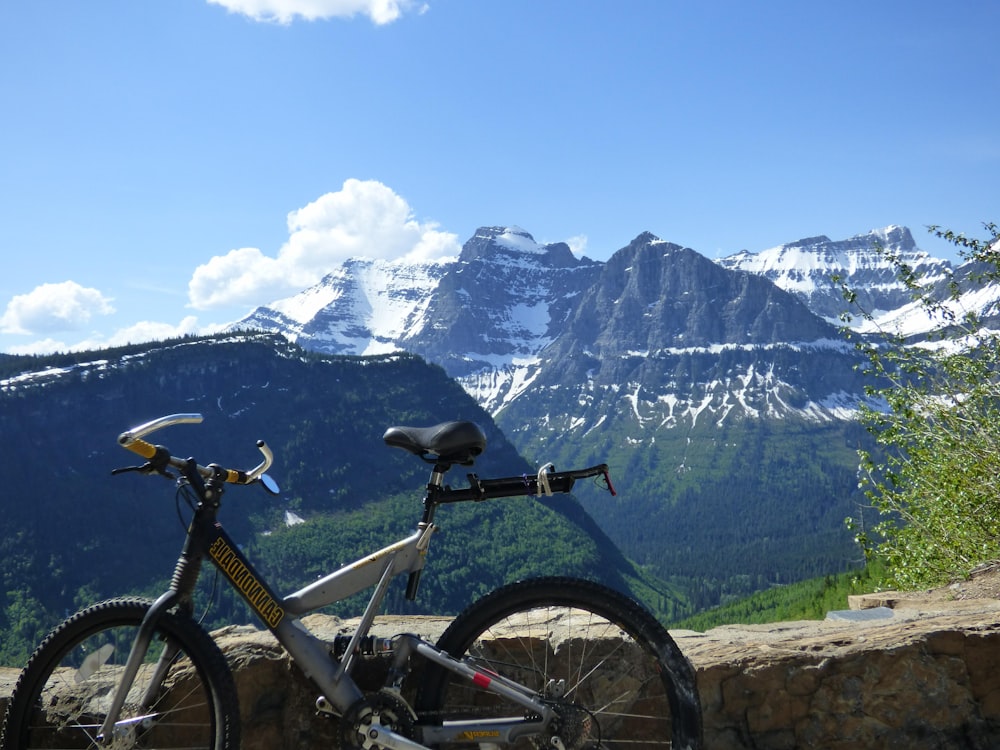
[1,0,997,355]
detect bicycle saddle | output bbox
[383,421,487,465]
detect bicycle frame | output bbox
[99,466,562,748]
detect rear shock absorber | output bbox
[331,634,397,660]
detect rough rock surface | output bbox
[3,596,1000,748]
[676,596,1000,749]
[210,615,453,748]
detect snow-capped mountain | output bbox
[229,224,904,597]
[239,257,448,355]
[236,225,909,420]
[863,258,1000,340]
[716,226,954,325]
[238,226,603,413]
[717,225,1000,339]
[243,225,983,366]
[498,232,861,448]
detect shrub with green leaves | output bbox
[841,223,1000,589]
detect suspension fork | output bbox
[98,473,216,742]
[134,539,207,710]
[96,589,184,741]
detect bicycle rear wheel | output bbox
[0,597,239,750]
[417,577,702,749]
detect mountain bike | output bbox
[0,413,702,749]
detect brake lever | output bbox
[111,463,176,480]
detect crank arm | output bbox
[366,723,433,750]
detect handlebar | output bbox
[117,413,273,485]
[115,414,611,501]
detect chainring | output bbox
[340,690,417,750]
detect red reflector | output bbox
[473,672,492,689]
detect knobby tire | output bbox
[416,576,703,749]
[0,597,239,750]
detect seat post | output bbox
[405,462,452,601]
[427,464,448,491]
[419,462,451,525]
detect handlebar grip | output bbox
[196,443,274,484]
[117,413,202,460]
[220,468,255,485]
[120,436,158,460]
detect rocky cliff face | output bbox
[402,226,602,389]
[563,234,838,355]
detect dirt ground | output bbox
[945,560,1000,599]
[888,560,1000,604]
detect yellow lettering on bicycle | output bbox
[460,731,501,740]
[208,537,285,628]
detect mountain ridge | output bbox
[234,225,911,424]
[238,224,957,362]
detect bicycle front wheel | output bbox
[417,577,702,750]
[1,597,239,750]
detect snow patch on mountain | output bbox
[241,257,446,356]
[452,353,547,414]
[488,226,546,255]
[856,277,1000,339]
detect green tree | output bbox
[1,588,52,666]
[842,222,1000,588]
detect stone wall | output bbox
[677,597,1000,749]
[3,600,1000,748]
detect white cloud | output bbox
[187,247,284,310]
[3,316,212,356]
[188,178,460,310]
[206,0,427,25]
[565,234,589,257]
[0,282,115,335]
[3,338,73,356]
[102,316,209,348]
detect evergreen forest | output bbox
[0,333,677,665]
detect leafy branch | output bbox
[840,222,1000,589]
